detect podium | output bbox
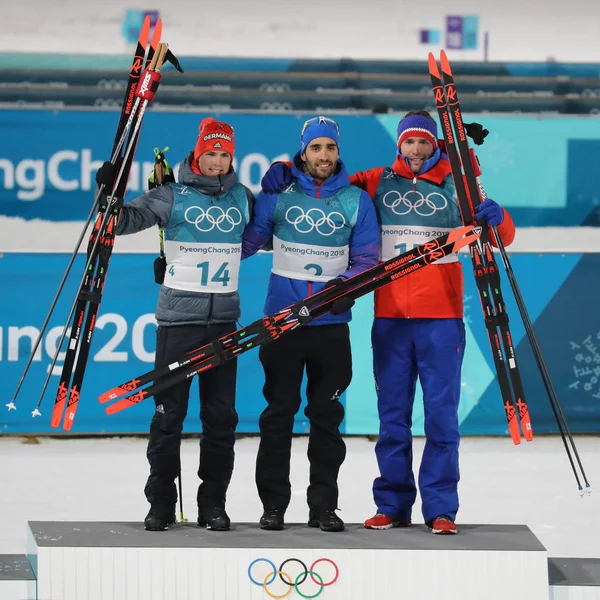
[548,557,600,599]
[0,554,36,600]
[26,520,551,599]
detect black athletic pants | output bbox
[144,323,238,512]
[256,323,352,511]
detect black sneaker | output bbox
[260,507,285,531]
[198,506,231,531]
[308,507,345,532]
[144,506,176,531]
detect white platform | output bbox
[549,558,600,600]
[27,520,550,600]
[0,554,36,600]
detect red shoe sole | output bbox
[364,521,411,530]
[429,526,458,535]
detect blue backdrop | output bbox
[2,109,600,437]
[1,110,600,226]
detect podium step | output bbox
[549,557,600,599]
[28,520,549,600]
[0,554,36,600]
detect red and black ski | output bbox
[99,225,481,413]
[47,19,174,430]
[428,50,532,444]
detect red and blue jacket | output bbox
[351,149,515,319]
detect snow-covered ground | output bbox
[2,0,600,62]
[1,434,598,558]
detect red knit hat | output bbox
[193,118,235,161]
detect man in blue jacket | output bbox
[242,116,379,532]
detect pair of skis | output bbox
[430,51,590,492]
[7,17,181,431]
[428,51,532,446]
[99,226,482,413]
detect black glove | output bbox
[96,161,117,187]
[464,122,489,146]
[324,278,355,315]
[154,256,167,284]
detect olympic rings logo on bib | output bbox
[248,557,339,598]
[184,205,243,233]
[285,206,345,236]
[382,190,448,216]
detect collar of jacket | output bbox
[290,151,351,199]
[179,152,240,197]
[391,147,452,185]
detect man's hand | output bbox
[324,278,355,315]
[261,162,293,193]
[96,161,116,187]
[475,198,504,227]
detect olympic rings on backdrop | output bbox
[248,557,339,598]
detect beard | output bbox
[304,160,336,182]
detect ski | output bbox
[50,20,169,430]
[99,225,481,413]
[60,34,168,429]
[428,51,532,444]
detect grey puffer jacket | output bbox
[116,153,254,326]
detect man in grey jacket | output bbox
[96,118,254,532]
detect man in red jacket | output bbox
[261,110,515,534]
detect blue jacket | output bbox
[242,153,379,325]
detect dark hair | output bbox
[403,110,434,120]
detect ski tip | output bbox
[440,49,452,74]
[105,402,125,416]
[98,389,122,404]
[139,16,151,46]
[446,224,478,244]
[50,405,65,428]
[151,18,163,48]
[6,401,16,411]
[427,53,441,77]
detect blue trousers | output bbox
[372,317,465,524]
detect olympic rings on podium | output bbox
[248,557,339,598]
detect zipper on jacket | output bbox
[308,282,313,296]
[207,293,214,324]
[412,176,417,191]
[315,181,322,198]
[407,267,411,318]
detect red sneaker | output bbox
[364,513,411,530]
[429,516,457,535]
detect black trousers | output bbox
[144,323,238,511]
[256,323,352,511]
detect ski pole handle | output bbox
[136,42,169,101]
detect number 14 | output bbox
[197,261,230,286]
[394,243,419,254]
